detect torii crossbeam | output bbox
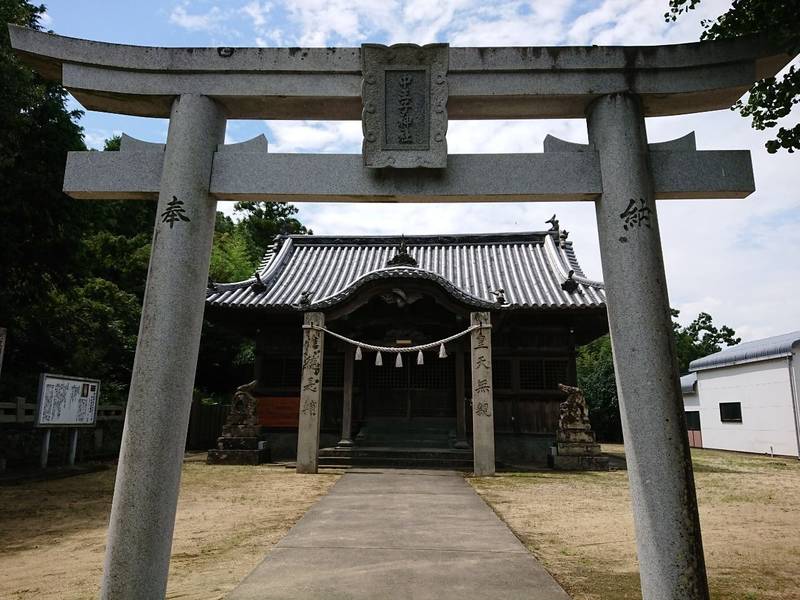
[8,24,794,600]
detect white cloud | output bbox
[241,1,270,27]
[83,128,123,150]
[169,3,227,32]
[266,121,362,153]
[81,0,800,339]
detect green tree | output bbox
[577,311,739,441]
[576,335,621,441]
[0,2,309,406]
[666,0,800,153]
[233,201,309,265]
[671,310,741,374]
[0,1,87,398]
[209,213,255,282]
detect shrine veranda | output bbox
[8,24,794,600]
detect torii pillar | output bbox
[8,23,794,600]
[588,93,708,598]
[101,95,225,599]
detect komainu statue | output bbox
[207,381,269,465]
[221,380,260,439]
[550,383,609,470]
[557,383,592,433]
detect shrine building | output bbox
[206,223,607,466]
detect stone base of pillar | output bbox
[336,438,355,447]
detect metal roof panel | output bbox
[690,331,800,372]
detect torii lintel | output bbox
[8,24,792,120]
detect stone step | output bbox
[317,445,475,469]
[320,447,472,460]
[354,440,453,449]
[317,456,475,470]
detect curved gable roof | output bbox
[206,230,605,312]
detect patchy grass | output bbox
[470,445,800,600]
[0,457,339,600]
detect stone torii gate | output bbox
[8,25,793,600]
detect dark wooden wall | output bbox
[250,314,580,435]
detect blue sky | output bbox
[38,0,800,341]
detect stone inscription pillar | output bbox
[470,312,495,476]
[297,312,325,473]
[587,93,709,600]
[101,95,226,600]
[338,348,354,447]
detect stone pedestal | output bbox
[207,381,269,465]
[550,384,609,471]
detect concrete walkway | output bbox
[227,469,570,600]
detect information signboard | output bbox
[35,373,101,427]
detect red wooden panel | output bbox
[257,396,300,428]
[687,430,703,448]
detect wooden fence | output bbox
[2,396,229,452]
[0,397,125,424]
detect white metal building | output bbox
[683,331,800,458]
[680,372,702,448]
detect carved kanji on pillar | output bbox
[297,312,325,473]
[470,312,495,476]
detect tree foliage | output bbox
[577,310,740,441]
[232,201,309,265]
[576,335,621,442]
[0,1,88,398]
[666,0,800,153]
[671,309,741,374]
[0,3,309,405]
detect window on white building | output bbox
[719,402,742,423]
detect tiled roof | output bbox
[206,231,605,312]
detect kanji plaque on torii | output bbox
[7,22,795,600]
[361,43,449,168]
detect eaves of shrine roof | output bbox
[206,230,605,312]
